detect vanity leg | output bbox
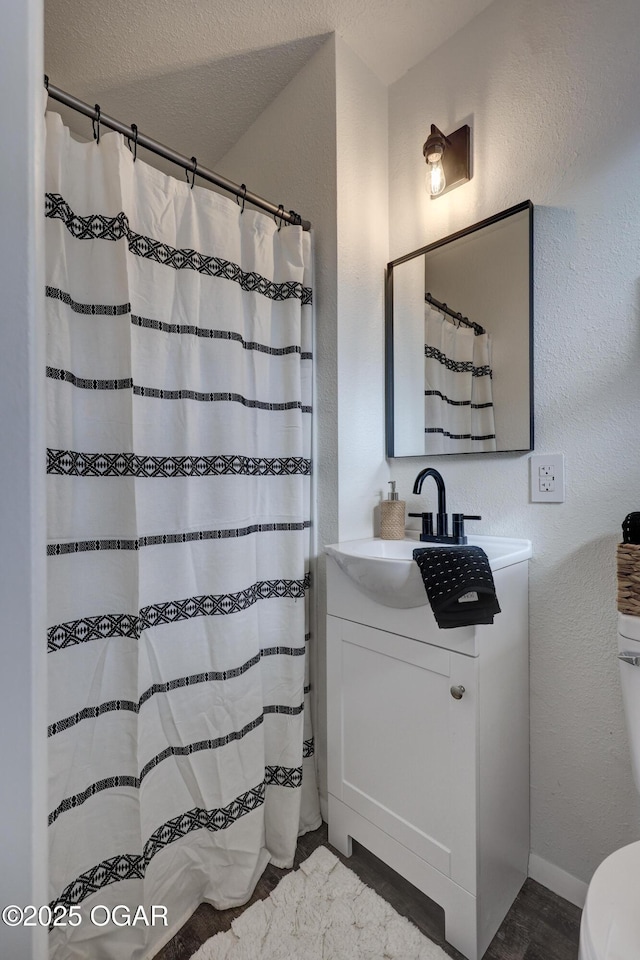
[443,890,479,960]
[327,795,353,857]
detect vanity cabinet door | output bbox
[327,615,477,894]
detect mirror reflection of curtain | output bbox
[424,306,497,454]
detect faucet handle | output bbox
[451,514,481,540]
[408,511,434,536]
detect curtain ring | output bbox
[186,157,197,189]
[127,123,138,161]
[236,184,247,214]
[92,104,101,144]
[44,74,49,91]
[275,204,285,232]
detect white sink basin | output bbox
[325,534,532,608]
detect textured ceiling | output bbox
[45,0,494,168]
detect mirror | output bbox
[385,201,533,457]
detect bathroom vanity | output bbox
[325,535,531,960]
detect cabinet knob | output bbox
[450,685,466,700]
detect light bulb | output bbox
[423,128,447,197]
[427,157,446,196]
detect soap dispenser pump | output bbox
[380,481,406,540]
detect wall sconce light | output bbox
[423,123,471,198]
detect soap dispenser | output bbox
[380,481,406,540]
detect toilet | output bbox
[578,613,640,959]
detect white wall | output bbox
[388,0,640,888]
[334,37,389,542]
[0,1,48,958]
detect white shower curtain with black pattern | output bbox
[45,110,320,960]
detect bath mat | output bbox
[190,846,449,960]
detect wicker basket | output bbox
[617,543,640,616]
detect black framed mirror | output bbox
[385,201,533,457]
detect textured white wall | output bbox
[388,0,640,885]
[335,37,389,541]
[0,1,48,957]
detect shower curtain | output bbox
[424,305,496,455]
[45,110,320,960]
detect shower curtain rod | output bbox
[45,77,311,232]
[425,292,485,335]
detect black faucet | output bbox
[412,468,448,536]
[409,467,481,544]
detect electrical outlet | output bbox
[530,454,565,502]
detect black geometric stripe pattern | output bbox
[265,765,303,788]
[47,613,140,652]
[425,389,494,410]
[263,704,304,716]
[49,712,304,825]
[425,427,497,440]
[49,776,139,825]
[49,699,140,737]
[261,644,307,657]
[47,521,311,556]
[47,449,311,478]
[303,737,315,759]
[48,646,307,737]
[45,287,312,360]
[47,366,312,412]
[49,782,266,912]
[47,367,133,391]
[47,574,310,652]
[425,344,492,377]
[46,286,131,316]
[132,314,313,360]
[45,194,313,305]
[49,699,305,741]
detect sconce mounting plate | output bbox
[433,124,471,199]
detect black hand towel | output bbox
[622,512,640,544]
[413,546,501,629]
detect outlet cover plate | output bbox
[530,453,565,503]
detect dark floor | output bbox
[153,823,581,960]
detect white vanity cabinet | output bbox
[326,546,530,960]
